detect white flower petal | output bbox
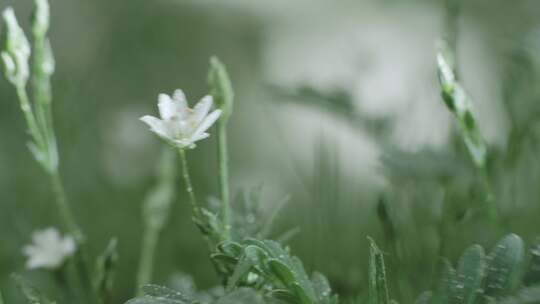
[140,115,171,140]
[192,109,222,140]
[191,132,210,142]
[158,94,179,120]
[192,95,213,125]
[173,89,187,107]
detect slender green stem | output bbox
[179,149,201,219]
[50,170,81,240]
[53,267,74,303]
[217,121,231,238]
[136,227,159,295]
[50,170,95,303]
[16,86,45,148]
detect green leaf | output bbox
[484,234,525,298]
[127,285,194,304]
[11,274,56,304]
[368,237,390,304]
[432,259,456,304]
[268,259,297,288]
[451,245,486,304]
[226,245,265,290]
[311,272,332,301]
[215,288,266,304]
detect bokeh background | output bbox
[1,0,540,302]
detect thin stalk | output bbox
[53,267,74,303]
[50,170,81,240]
[16,86,45,148]
[217,121,231,238]
[136,227,159,295]
[480,166,499,225]
[50,170,95,302]
[179,149,201,219]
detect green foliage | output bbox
[368,238,390,304]
[452,245,485,304]
[483,234,525,299]
[413,234,532,304]
[127,285,195,304]
[210,238,338,304]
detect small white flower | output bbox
[140,89,222,149]
[23,227,76,270]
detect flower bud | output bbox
[1,8,30,87]
[208,56,234,121]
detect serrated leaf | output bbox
[451,245,486,304]
[433,259,456,304]
[484,234,525,298]
[368,237,390,304]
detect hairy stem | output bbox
[179,149,201,219]
[217,121,231,238]
[50,170,80,238]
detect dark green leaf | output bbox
[484,234,525,298]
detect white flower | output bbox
[23,227,76,270]
[140,89,222,149]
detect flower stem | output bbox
[217,121,231,238]
[50,170,80,239]
[480,166,499,225]
[179,149,201,219]
[136,226,159,295]
[50,170,95,302]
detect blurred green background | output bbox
[1,0,540,303]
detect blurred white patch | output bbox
[23,227,75,270]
